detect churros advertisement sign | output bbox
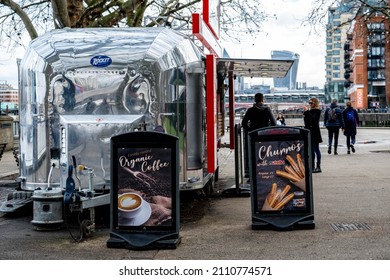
[254,140,307,213]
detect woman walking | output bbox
[303,98,323,173]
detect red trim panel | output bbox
[192,13,222,57]
[206,54,217,173]
[228,72,235,149]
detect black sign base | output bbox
[221,184,251,197]
[252,214,315,231]
[222,124,251,198]
[107,231,181,250]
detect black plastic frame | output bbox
[107,131,180,249]
[248,126,315,230]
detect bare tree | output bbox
[0,0,269,52]
[305,0,390,34]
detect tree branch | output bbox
[0,0,39,39]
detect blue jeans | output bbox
[312,142,321,167]
[346,135,356,150]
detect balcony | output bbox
[343,42,350,51]
[344,81,351,88]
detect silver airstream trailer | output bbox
[2,26,293,235]
[17,27,212,200]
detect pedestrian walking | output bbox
[303,98,322,173]
[342,101,359,154]
[324,99,344,155]
[241,93,276,131]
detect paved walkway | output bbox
[0,148,19,181]
[0,128,390,260]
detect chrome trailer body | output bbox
[17,27,211,196]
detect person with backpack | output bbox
[342,101,359,154]
[303,98,323,173]
[324,99,344,155]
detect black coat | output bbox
[242,103,276,131]
[342,107,359,137]
[303,108,323,144]
[324,104,344,128]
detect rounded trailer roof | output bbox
[21,27,203,73]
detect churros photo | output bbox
[261,183,294,211]
[276,153,306,191]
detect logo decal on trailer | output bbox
[90,55,112,67]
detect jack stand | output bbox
[65,163,109,241]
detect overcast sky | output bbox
[0,0,326,89]
[224,0,326,88]
[0,46,23,88]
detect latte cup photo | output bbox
[118,192,143,219]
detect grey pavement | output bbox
[0,127,390,260]
[0,149,19,181]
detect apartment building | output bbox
[0,81,18,114]
[324,2,354,105]
[345,5,390,109]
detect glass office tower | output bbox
[271,50,300,90]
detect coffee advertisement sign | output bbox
[108,131,180,249]
[116,147,173,228]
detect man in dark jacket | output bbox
[241,93,276,182]
[324,99,344,155]
[241,93,276,131]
